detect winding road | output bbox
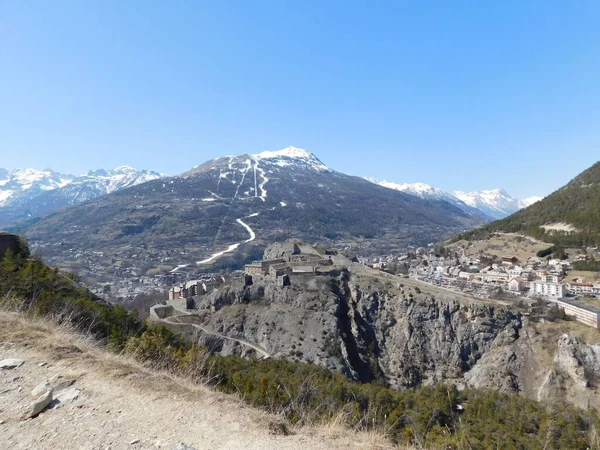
[197,217,256,265]
[163,314,271,359]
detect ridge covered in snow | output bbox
[70,166,164,196]
[251,146,329,172]
[376,181,455,201]
[368,179,492,220]
[0,165,164,219]
[0,168,75,207]
[452,188,535,219]
[369,179,542,220]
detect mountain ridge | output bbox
[368,179,540,220]
[19,147,487,284]
[0,166,164,226]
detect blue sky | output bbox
[1,1,599,198]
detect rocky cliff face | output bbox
[185,268,522,391]
[464,324,600,410]
[163,267,600,410]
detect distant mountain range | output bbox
[0,159,543,229]
[368,179,542,220]
[0,166,163,226]
[460,160,600,247]
[17,147,489,283]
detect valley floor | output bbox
[0,312,395,450]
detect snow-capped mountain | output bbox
[253,147,330,172]
[368,180,493,221]
[452,189,535,220]
[520,196,543,208]
[0,166,164,226]
[0,168,74,207]
[53,166,165,203]
[375,181,460,203]
[368,179,542,221]
[25,146,489,278]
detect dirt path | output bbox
[0,312,392,450]
[163,315,271,359]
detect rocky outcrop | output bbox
[189,269,522,390]
[160,267,600,409]
[464,324,600,410]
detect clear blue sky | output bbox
[1,1,599,198]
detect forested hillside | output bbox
[454,161,600,247]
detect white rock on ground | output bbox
[31,380,51,397]
[0,358,24,369]
[20,390,53,420]
[32,375,76,397]
[53,388,81,408]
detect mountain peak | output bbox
[377,181,443,196]
[253,146,312,159]
[113,165,137,172]
[252,146,329,171]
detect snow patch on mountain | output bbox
[252,146,329,172]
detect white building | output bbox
[540,274,560,284]
[530,280,565,298]
[555,299,600,328]
[566,282,596,296]
[483,271,509,283]
[508,278,524,294]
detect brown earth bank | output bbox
[0,311,398,450]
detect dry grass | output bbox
[565,270,599,283]
[463,233,553,262]
[0,310,244,404]
[0,310,410,449]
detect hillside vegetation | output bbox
[2,242,600,448]
[454,161,600,247]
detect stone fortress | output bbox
[166,241,357,306]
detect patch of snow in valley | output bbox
[197,243,242,265]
